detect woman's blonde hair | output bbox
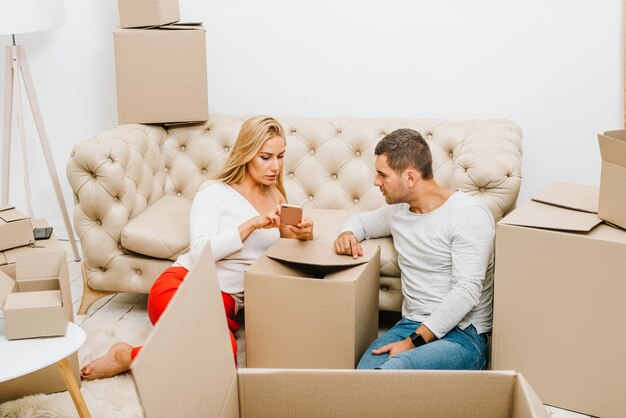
[213,116,287,198]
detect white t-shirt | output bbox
[340,191,495,337]
[174,181,280,294]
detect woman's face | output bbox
[246,135,286,186]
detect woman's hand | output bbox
[284,217,314,241]
[252,205,282,230]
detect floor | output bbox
[59,240,592,418]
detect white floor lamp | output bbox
[0,0,80,261]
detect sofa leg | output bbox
[78,262,116,315]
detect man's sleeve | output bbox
[339,205,394,241]
[188,186,244,263]
[422,205,495,338]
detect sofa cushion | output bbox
[306,208,399,277]
[121,195,191,260]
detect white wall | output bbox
[0,0,622,239]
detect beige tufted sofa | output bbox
[67,114,523,314]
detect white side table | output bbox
[0,320,91,418]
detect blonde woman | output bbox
[81,116,314,380]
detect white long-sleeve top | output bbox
[174,181,280,294]
[340,191,495,337]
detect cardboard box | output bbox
[114,24,208,124]
[0,206,34,251]
[244,239,380,369]
[598,130,626,229]
[491,181,626,417]
[132,244,549,418]
[118,0,180,29]
[0,223,79,403]
[0,251,69,339]
[0,219,61,278]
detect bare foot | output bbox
[80,342,133,381]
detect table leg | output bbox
[57,357,91,418]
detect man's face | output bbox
[373,155,409,204]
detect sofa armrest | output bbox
[66,124,168,269]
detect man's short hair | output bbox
[374,129,433,180]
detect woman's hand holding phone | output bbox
[285,217,314,241]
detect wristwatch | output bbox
[409,332,427,348]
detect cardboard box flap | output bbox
[265,239,376,267]
[0,270,15,307]
[599,131,626,167]
[513,373,549,418]
[500,200,602,232]
[0,207,28,222]
[531,182,599,214]
[132,243,240,418]
[154,22,204,30]
[0,205,15,211]
[0,252,7,266]
[15,250,65,281]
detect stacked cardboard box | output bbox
[0,206,34,252]
[114,0,208,124]
[0,220,79,403]
[118,0,180,29]
[244,239,380,369]
[491,181,626,417]
[132,245,550,417]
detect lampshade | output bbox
[0,0,65,36]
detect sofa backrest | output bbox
[159,114,522,221]
[68,114,522,226]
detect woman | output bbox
[81,116,314,380]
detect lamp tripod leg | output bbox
[17,45,81,261]
[2,46,14,207]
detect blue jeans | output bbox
[357,318,489,370]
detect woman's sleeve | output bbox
[188,185,244,262]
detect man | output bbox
[334,128,494,370]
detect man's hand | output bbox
[334,231,363,259]
[372,325,437,358]
[372,338,414,358]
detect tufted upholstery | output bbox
[67,114,522,312]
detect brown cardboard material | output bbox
[118,0,180,29]
[0,206,34,251]
[131,244,548,418]
[113,24,208,124]
[492,182,626,417]
[0,223,79,403]
[0,250,69,340]
[598,130,626,229]
[0,219,61,278]
[244,239,380,369]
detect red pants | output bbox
[130,266,239,363]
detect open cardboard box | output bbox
[0,240,79,403]
[132,244,549,418]
[244,239,380,369]
[0,250,69,340]
[491,181,626,417]
[113,23,208,124]
[118,0,180,29]
[597,130,626,229]
[0,206,34,252]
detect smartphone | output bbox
[280,204,303,226]
[33,227,53,240]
